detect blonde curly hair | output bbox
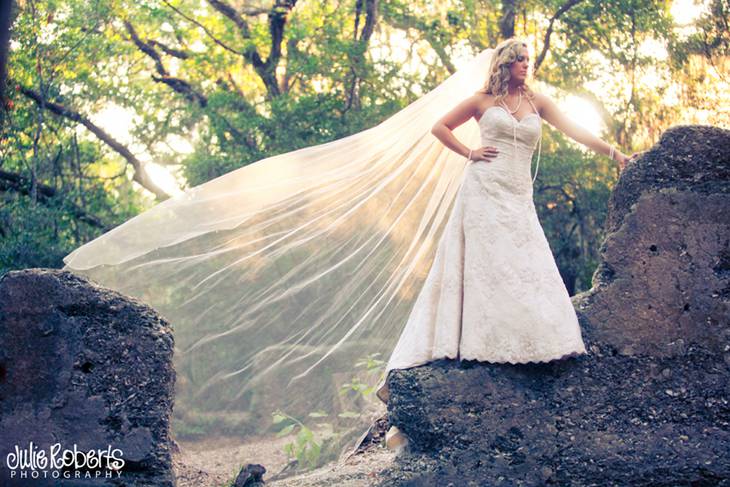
[476,38,536,103]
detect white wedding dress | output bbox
[375,97,588,404]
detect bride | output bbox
[374,37,638,450]
[62,37,639,466]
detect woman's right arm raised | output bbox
[430,95,499,162]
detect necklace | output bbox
[500,86,540,185]
[500,89,522,114]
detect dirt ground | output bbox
[172,417,394,486]
[172,433,293,486]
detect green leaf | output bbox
[276,424,296,437]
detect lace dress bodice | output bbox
[471,104,543,195]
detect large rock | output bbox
[375,125,730,486]
[578,125,730,358]
[0,269,176,486]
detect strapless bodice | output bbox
[478,105,542,149]
[466,105,543,193]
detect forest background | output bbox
[0,0,728,294]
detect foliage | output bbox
[3,2,726,478]
[272,409,323,470]
[270,352,385,474]
[532,126,616,293]
[341,351,387,397]
[666,0,730,129]
[2,0,726,299]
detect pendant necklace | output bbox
[501,89,523,114]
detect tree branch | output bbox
[535,0,584,72]
[20,87,171,200]
[124,20,208,108]
[359,0,377,42]
[381,5,455,74]
[149,39,190,59]
[346,0,378,110]
[0,0,17,128]
[207,0,297,98]
[207,0,265,70]
[161,0,243,55]
[0,168,106,228]
[499,0,516,39]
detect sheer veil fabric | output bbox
[62,48,497,462]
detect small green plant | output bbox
[355,352,387,374]
[271,352,388,473]
[271,409,324,470]
[340,352,386,398]
[339,376,371,398]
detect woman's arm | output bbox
[431,95,499,162]
[536,93,639,170]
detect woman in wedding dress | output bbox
[374,38,639,451]
[62,36,642,465]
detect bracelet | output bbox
[467,149,473,161]
[609,146,615,161]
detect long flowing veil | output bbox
[62,47,495,466]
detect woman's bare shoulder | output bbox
[530,91,551,109]
[472,91,495,102]
[470,92,496,109]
